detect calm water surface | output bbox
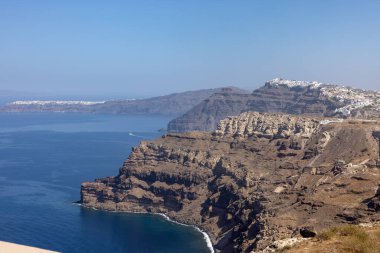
[0,113,210,253]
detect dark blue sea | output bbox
[0,113,211,253]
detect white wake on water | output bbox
[128,132,147,138]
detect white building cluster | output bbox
[266,78,323,88]
[268,78,380,117]
[10,100,105,105]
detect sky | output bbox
[0,0,379,98]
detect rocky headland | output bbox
[80,111,380,252]
[168,78,380,132]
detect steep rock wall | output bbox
[81,112,380,253]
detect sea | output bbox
[0,112,211,253]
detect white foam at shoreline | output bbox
[156,213,215,253]
[75,203,215,253]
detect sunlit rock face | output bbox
[82,112,380,253]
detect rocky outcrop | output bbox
[367,186,380,211]
[81,112,380,253]
[215,112,320,139]
[167,78,380,132]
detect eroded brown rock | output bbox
[81,112,380,253]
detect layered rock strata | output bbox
[81,112,380,253]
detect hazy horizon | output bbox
[1,1,380,97]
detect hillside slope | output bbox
[285,225,380,253]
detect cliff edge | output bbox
[81,112,380,252]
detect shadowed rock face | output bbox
[167,92,253,132]
[167,85,338,132]
[167,79,380,132]
[81,112,380,253]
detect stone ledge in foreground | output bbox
[0,241,59,253]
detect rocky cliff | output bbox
[81,112,380,253]
[167,78,380,132]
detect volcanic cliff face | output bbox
[81,112,380,253]
[167,78,380,132]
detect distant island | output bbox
[9,100,107,105]
[0,87,248,116]
[3,79,380,136]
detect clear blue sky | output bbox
[0,0,379,97]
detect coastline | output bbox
[75,203,215,253]
[155,213,215,253]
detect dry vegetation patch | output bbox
[279,225,380,253]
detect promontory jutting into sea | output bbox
[1,1,380,253]
[1,78,380,252]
